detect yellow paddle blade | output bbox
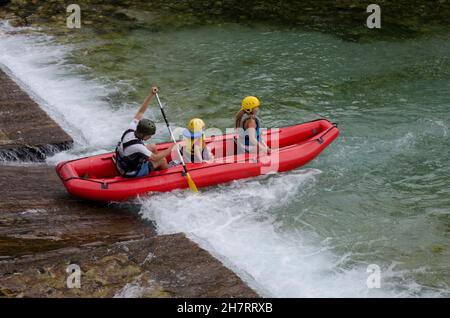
[185,172,199,193]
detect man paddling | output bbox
[115,86,174,177]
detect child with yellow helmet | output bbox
[170,118,213,165]
[235,96,270,154]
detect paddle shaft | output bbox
[155,93,189,174]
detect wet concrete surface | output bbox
[0,157,257,298]
[0,67,73,160]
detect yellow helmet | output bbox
[184,118,205,138]
[241,96,261,113]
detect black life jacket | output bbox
[115,129,148,178]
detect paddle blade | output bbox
[185,172,199,192]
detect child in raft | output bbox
[170,118,213,165]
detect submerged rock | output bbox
[1,0,449,41]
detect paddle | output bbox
[155,93,199,193]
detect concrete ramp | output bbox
[0,67,73,161]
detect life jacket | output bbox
[182,134,206,163]
[115,129,148,178]
[236,113,261,152]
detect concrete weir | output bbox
[0,69,258,297]
[0,67,73,161]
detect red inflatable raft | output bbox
[56,119,339,201]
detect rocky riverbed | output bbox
[1,0,450,42]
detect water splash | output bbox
[139,169,411,297]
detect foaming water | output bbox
[0,21,157,164]
[139,169,408,297]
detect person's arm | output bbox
[149,144,174,162]
[260,138,271,153]
[134,86,158,121]
[246,119,270,153]
[203,147,214,162]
